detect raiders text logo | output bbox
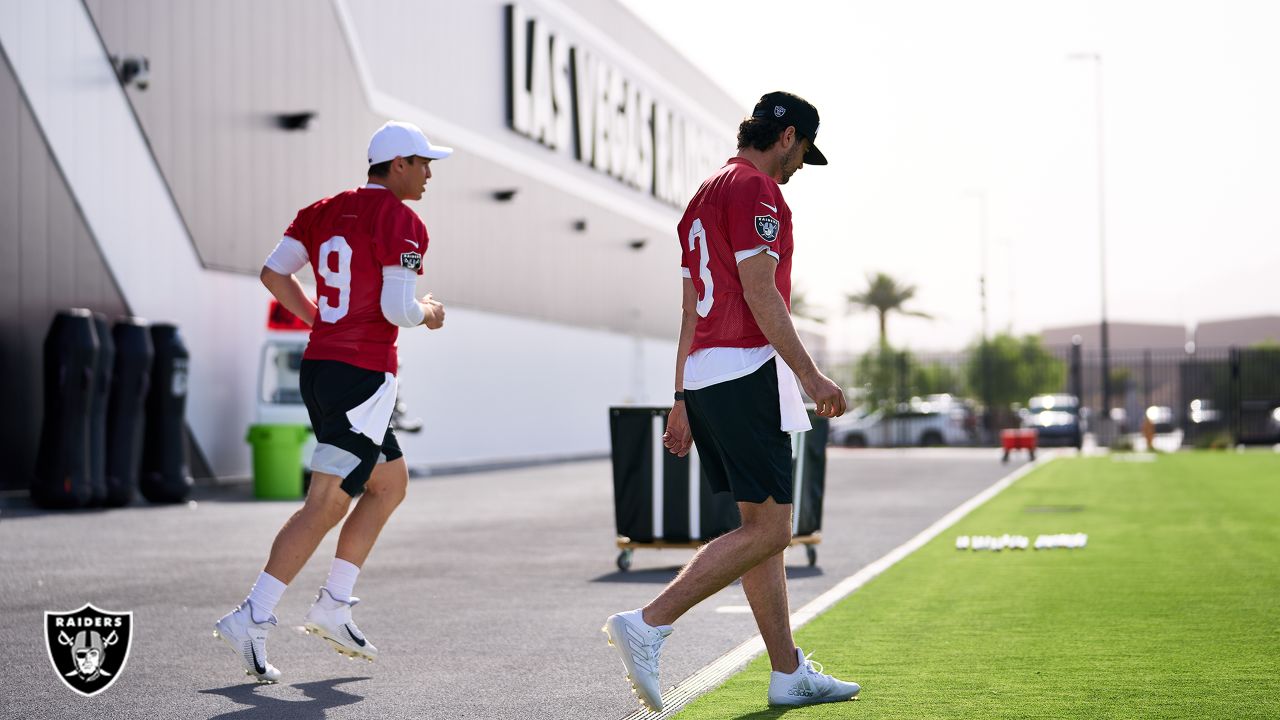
[754,215,781,243]
[400,252,423,271]
[45,603,133,697]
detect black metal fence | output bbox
[818,343,1280,448]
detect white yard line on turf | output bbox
[617,451,1061,720]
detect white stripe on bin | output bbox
[651,413,664,540]
[791,430,806,535]
[688,446,701,540]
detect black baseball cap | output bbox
[751,91,827,165]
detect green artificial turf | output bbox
[676,452,1280,719]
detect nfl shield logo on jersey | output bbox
[400,252,423,271]
[45,604,133,697]
[754,215,781,242]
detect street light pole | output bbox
[1069,52,1111,437]
[964,189,990,344]
[965,189,992,437]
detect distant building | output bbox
[1193,316,1280,348]
[1040,322,1188,351]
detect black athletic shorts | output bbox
[684,358,794,505]
[299,359,403,497]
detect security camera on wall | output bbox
[111,55,150,91]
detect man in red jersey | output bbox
[215,121,448,682]
[604,93,860,711]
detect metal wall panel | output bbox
[0,50,130,490]
[80,0,742,340]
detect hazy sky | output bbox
[618,0,1280,352]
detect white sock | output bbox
[324,558,361,602]
[245,572,286,624]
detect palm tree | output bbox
[790,287,825,323]
[847,272,932,347]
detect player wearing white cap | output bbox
[215,121,451,683]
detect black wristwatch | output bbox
[674,391,685,402]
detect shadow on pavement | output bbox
[199,676,369,720]
[0,499,115,519]
[590,565,824,584]
[725,709,796,720]
[0,483,268,517]
[590,566,684,584]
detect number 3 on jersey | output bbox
[317,236,352,323]
[687,218,714,317]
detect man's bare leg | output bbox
[334,457,409,567]
[741,549,799,673]
[642,498,793,629]
[263,472,352,583]
[217,472,351,681]
[300,458,407,660]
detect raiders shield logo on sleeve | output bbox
[400,252,423,271]
[44,604,133,697]
[754,215,781,243]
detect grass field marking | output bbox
[616,451,1061,720]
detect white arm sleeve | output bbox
[381,266,426,328]
[264,236,309,275]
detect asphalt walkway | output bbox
[0,448,1025,719]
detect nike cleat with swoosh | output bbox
[214,601,282,683]
[303,587,378,662]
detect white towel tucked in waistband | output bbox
[775,357,812,432]
[345,372,399,443]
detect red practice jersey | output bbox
[284,187,428,374]
[678,157,793,351]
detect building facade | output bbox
[0,0,752,486]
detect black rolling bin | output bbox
[608,406,828,571]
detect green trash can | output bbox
[246,424,311,500]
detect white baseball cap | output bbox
[367,121,453,165]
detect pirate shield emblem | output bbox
[754,215,781,243]
[44,604,133,696]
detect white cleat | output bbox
[767,648,861,707]
[214,601,282,684]
[602,609,672,712]
[303,587,378,662]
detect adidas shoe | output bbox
[602,609,672,712]
[767,648,860,706]
[213,601,282,683]
[303,587,377,661]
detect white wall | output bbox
[395,306,676,468]
[0,0,682,476]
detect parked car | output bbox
[1144,406,1176,434]
[1185,398,1280,445]
[1188,398,1220,425]
[1185,398,1225,445]
[1020,394,1082,449]
[828,394,974,447]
